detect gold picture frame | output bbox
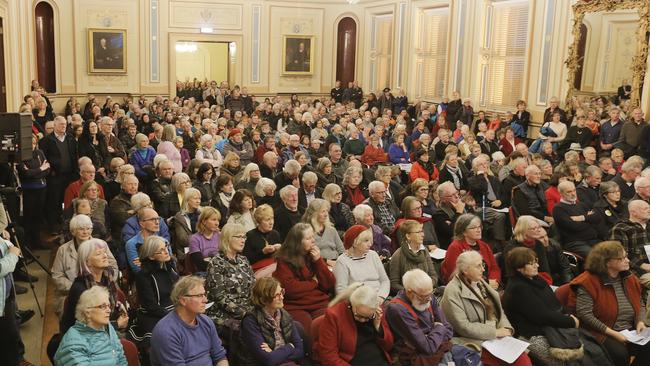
[282,35,314,75]
[88,28,127,74]
[565,0,650,108]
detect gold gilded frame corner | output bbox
[565,0,649,108]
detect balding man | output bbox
[42,116,79,231]
[611,200,650,282]
[632,177,650,204]
[125,207,169,273]
[552,181,600,257]
[433,182,466,248]
[63,163,106,209]
[99,116,126,162]
[274,185,304,238]
[363,181,400,236]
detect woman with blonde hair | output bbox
[235,163,261,193]
[220,151,242,179]
[389,220,438,293]
[171,187,202,265]
[205,223,255,333]
[243,204,281,275]
[321,183,355,235]
[187,206,221,273]
[303,198,345,266]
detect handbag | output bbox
[543,326,584,361]
[539,123,557,138]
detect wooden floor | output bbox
[15,248,56,366]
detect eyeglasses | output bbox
[90,303,112,311]
[353,310,376,322]
[184,292,207,299]
[233,234,247,239]
[411,290,434,303]
[273,289,286,299]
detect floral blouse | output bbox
[205,252,255,328]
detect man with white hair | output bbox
[63,163,106,209]
[99,116,126,162]
[543,96,567,124]
[281,134,310,165]
[260,151,279,179]
[577,165,602,207]
[274,185,304,238]
[362,181,399,235]
[512,165,551,223]
[385,269,461,364]
[632,176,650,204]
[298,171,321,208]
[274,159,301,191]
[42,115,79,231]
[552,181,600,257]
[612,160,643,201]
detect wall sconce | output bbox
[200,27,214,33]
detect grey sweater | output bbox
[333,250,390,299]
[315,226,345,261]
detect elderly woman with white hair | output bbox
[315,283,394,365]
[440,251,532,366]
[54,286,128,366]
[128,236,179,348]
[52,214,118,316]
[157,124,183,173]
[254,177,279,207]
[315,157,341,190]
[60,239,128,335]
[235,162,261,193]
[353,203,392,258]
[129,133,156,178]
[274,159,301,191]
[342,165,368,208]
[195,133,223,169]
[303,198,345,266]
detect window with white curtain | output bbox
[482,0,529,109]
[370,14,393,92]
[415,7,449,101]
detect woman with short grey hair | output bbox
[352,203,392,257]
[253,177,278,207]
[52,214,118,316]
[315,157,340,190]
[54,286,128,365]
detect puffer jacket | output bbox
[54,321,127,366]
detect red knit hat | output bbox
[344,225,370,249]
[228,128,242,138]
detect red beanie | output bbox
[344,225,370,249]
[228,128,242,138]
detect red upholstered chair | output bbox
[555,283,573,312]
[120,338,140,366]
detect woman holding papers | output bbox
[569,241,650,366]
[441,251,532,365]
[502,247,580,366]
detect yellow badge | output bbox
[605,210,612,217]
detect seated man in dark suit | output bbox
[576,165,602,208]
[552,181,601,258]
[512,165,553,225]
[433,182,466,249]
[611,160,643,201]
[298,171,322,209]
[274,185,305,238]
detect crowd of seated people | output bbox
[8,79,650,365]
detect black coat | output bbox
[503,273,575,338]
[468,173,505,208]
[40,133,78,176]
[438,164,469,192]
[298,187,322,210]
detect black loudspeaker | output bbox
[0,113,32,163]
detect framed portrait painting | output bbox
[88,28,127,74]
[282,35,314,75]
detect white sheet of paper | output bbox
[430,248,447,260]
[481,337,529,363]
[205,302,214,310]
[620,329,650,345]
[550,285,559,292]
[494,207,510,213]
[644,245,650,263]
[184,247,190,254]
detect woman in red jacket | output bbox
[360,134,388,167]
[441,214,501,288]
[498,127,522,157]
[409,149,439,183]
[273,223,336,333]
[316,283,393,366]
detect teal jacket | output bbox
[54,321,127,366]
[0,238,19,317]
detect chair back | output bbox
[120,338,140,366]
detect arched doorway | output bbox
[336,17,357,87]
